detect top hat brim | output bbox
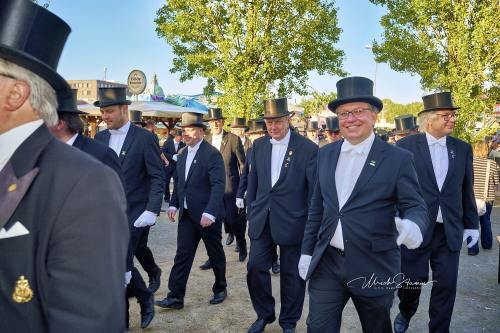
[58,108,87,115]
[262,111,293,119]
[230,125,248,128]
[0,44,70,93]
[417,106,460,116]
[93,99,132,107]
[205,116,225,121]
[180,122,207,130]
[328,96,383,112]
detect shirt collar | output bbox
[66,133,79,146]
[341,131,375,155]
[425,132,446,147]
[212,131,224,139]
[188,138,203,153]
[109,121,131,135]
[0,120,44,170]
[270,129,291,146]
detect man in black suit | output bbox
[245,98,318,333]
[394,92,479,333]
[300,77,429,333]
[94,87,165,328]
[203,108,246,264]
[161,129,185,202]
[0,1,129,331]
[231,117,252,153]
[155,112,227,309]
[323,116,342,144]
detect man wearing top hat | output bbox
[201,108,247,268]
[299,76,429,333]
[94,86,165,328]
[0,1,129,331]
[394,114,418,142]
[324,116,342,144]
[245,98,318,333]
[162,128,186,202]
[306,120,323,146]
[156,112,228,309]
[231,116,253,154]
[394,92,479,333]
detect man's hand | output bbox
[463,229,479,248]
[161,154,169,166]
[167,207,178,222]
[200,214,215,228]
[133,210,157,228]
[236,198,245,209]
[395,217,423,249]
[298,255,312,280]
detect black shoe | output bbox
[235,244,240,252]
[283,328,296,333]
[226,233,235,245]
[468,250,479,256]
[139,295,155,329]
[148,268,162,293]
[155,296,184,309]
[272,261,280,274]
[209,289,227,304]
[394,312,410,333]
[247,317,276,333]
[199,259,212,270]
[239,247,248,262]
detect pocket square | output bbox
[0,221,30,239]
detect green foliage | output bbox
[370,0,500,142]
[299,91,337,118]
[155,0,345,119]
[382,99,422,123]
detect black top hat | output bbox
[394,114,416,134]
[328,76,383,112]
[307,120,319,131]
[230,117,248,128]
[325,116,340,132]
[174,129,183,136]
[263,98,291,119]
[57,88,87,114]
[130,110,145,126]
[205,107,225,121]
[0,0,71,93]
[94,87,131,107]
[418,92,460,115]
[247,118,267,134]
[181,112,206,129]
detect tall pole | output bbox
[365,44,384,124]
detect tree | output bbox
[299,91,337,118]
[370,0,499,142]
[382,99,422,124]
[155,0,345,119]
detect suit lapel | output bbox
[100,130,111,146]
[329,140,342,209]
[273,132,297,188]
[417,134,439,190]
[178,147,188,187]
[220,131,229,153]
[185,141,203,184]
[344,137,387,207]
[262,137,272,189]
[441,136,456,190]
[72,133,84,149]
[119,124,137,163]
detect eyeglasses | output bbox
[337,108,372,120]
[435,113,456,121]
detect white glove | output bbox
[236,198,245,209]
[395,217,423,249]
[298,254,312,281]
[463,229,479,248]
[124,271,132,286]
[173,154,178,162]
[133,210,157,227]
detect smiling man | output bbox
[299,77,429,333]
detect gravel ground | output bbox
[127,202,500,333]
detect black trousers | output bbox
[126,267,151,303]
[135,226,160,278]
[224,193,246,249]
[247,222,305,329]
[307,246,393,333]
[164,167,175,201]
[398,223,460,333]
[168,210,227,297]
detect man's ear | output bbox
[4,80,30,111]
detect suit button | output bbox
[339,213,343,217]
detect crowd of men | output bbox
[0,1,483,333]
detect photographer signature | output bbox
[347,273,436,289]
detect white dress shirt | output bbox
[0,120,43,171]
[108,121,131,156]
[174,140,180,152]
[330,132,375,250]
[426,132,448,223]
[66,133,79,146]
[211,132,223,151]
[270,129,291,187]
[240,136,246,146]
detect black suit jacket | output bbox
[0,125,129,332]
[237,146,253,199]
[396,133,478,251]
[301,137,429,297]
[246,131,318,245]
[206,131,245,195]
[162,137,186,174]
[95,123,165,222]
[170,140,226,223]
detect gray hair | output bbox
[418,112,439,133]
[0,59,58,126]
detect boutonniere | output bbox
[121,150,126,156]
[193,160,197,164]
[369,160,376,167]
[450,149,455,159]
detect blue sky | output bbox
[50,0,424,104]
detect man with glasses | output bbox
[299,77,428,333]
[394,92,479,333]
